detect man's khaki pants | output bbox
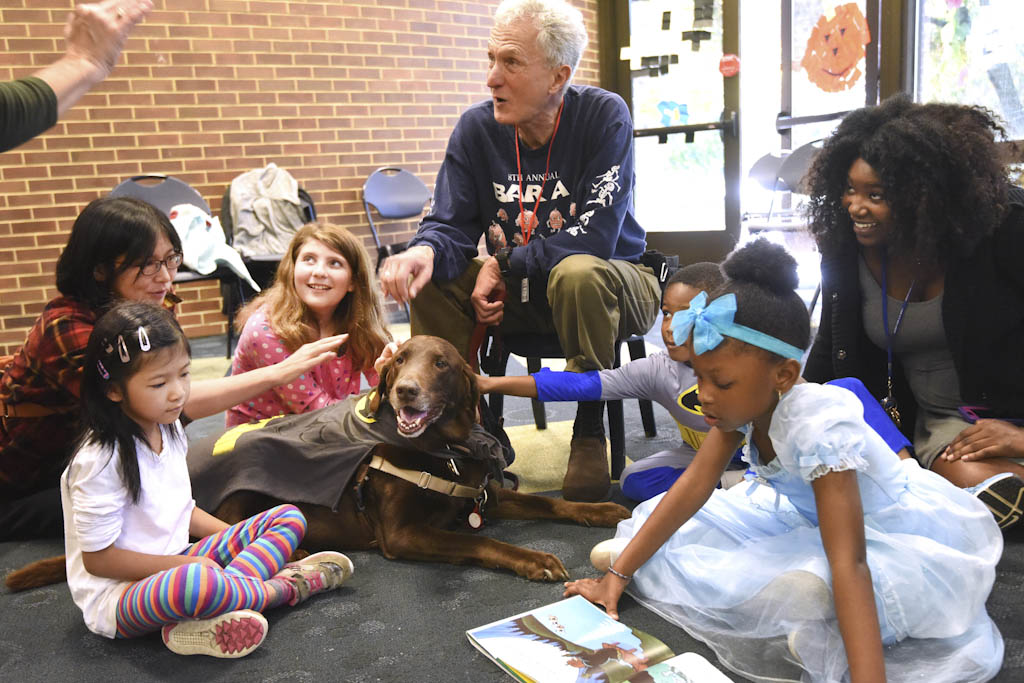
[411,254,661,372]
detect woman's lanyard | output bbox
[514,100,564,247]
[879,250,916,427]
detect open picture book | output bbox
[467,595,732,682]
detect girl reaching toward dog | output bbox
[565,240,1003,683]
[63,301,353,658]
[477,262,751,500]
[477,262,911,502]
[227,222,394,427]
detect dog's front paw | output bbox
[573,501,631,527]
[517,552,570,582]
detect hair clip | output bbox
[137,326,151,352]
[96,360,110,380]
[103,340,114,356]
[116,335,130,363]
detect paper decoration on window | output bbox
[657,101,689,127]
[620,0,718,73]
[620,5,680,77]
[694,0,714,29]
[800,2,871,93]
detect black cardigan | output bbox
[804,185,1024,439]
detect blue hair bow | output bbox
[671,291,805,360]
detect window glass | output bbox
[627,0,726,232]
[790,0,870,119]
[915,0,1024,139]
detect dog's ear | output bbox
[369,357,392,414]
[460,357,481,422]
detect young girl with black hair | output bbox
[478,262,910,501]
[63,301,352,658]
[567,240,1003,683]
[0,197,346,541]
[478,262,751,500]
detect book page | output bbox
[629,652,733,682]
[467,596,675,683]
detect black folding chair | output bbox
[110,174,247,357]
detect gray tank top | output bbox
[859,256,961,411]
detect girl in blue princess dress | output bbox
[565,239,1003,683]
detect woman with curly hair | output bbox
[804,93,1024,530]
[227,222,393,427]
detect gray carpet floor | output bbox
[2,329,1022,682]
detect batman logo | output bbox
[677,383,704,416]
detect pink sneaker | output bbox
[274,551,354,605]
[161,609,267,658]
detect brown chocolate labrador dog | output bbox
[6,336,628,591]
[205,335,630,581]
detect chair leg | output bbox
[489,349,511,418]
[607,340,625,478]
[225,284,238,359]
[607,399,625,479]
[627,337,658,438]
[526,356,547,430]
[226,316,234,359]
[225,279,247,358]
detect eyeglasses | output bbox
[139,251,183,276]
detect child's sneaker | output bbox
[589,537,629,573]
[161,609,267,658]
[971,473,1024,530]
[274,551,354,605]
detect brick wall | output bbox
[0,0,600,354]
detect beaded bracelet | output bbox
[607,566,632,581]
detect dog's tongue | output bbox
[400,406,429,423]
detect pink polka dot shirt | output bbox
[226,306,379,427]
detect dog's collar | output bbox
[367,453,485,499]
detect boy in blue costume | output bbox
[478,262,912,501]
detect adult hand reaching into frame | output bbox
[379,245,434,305]
[42,0,154,116]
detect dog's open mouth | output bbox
[396,405,442,438]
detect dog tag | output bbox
[468,509,483,529]
[520,277,529,303]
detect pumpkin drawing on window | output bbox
[800,3,871,93]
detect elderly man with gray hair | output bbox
[379,0,660,502]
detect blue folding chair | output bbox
[110,174,211,216]
[362,167,432,273]
[362,167,432,320]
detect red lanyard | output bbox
[514,101,563,246]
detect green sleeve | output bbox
[0,77,58,154]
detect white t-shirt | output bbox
[61,422,195,638]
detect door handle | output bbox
[634,110,737,143]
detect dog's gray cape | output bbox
[187,391,507,511]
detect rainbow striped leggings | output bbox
[114,504,306,639]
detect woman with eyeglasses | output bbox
[0,197,345,541]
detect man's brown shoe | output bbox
[562,436,611,502]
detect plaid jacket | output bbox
[0,296,96,495]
